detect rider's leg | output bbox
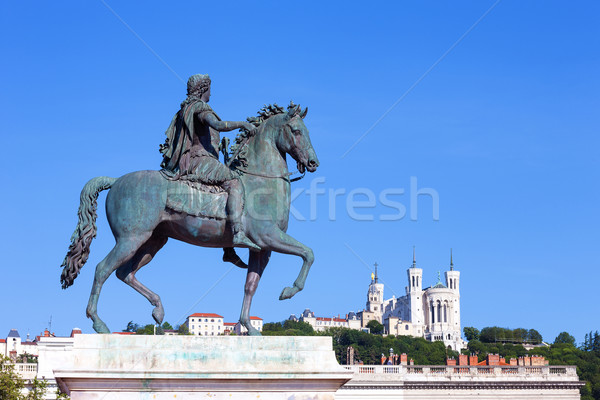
[222,178,261,251]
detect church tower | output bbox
[406,247,424,328]
[444,249,462,346]
[365,263,384,320]
[445,249,460,292]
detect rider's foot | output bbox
[223,247,248,269]
[233,232,261,251]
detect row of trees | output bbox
[263,320,457,364]
[123,321,189,335]
[463,326,543,344]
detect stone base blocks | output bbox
[54,334,352,400]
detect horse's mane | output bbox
[229,101,299,168]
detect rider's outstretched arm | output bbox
[201,113,253,132]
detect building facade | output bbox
[185,313,224,336]
[294,309,362,332]
[374,250,464,350]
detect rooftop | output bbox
[189,313,224,318]
[7,329,20,338]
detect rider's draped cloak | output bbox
[160,101,233,184]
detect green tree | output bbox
[124,321,139,332]
[161,322,173,330]
[0,355,25,399]
[463,327,480,341]
[0,355,56,400]
[176,324,190,335]
[366,320,384,335]
[527,329,543,344]
[135,324,160,335]
[513,328,528,343]
[554,332,576,346]
[282,320,314,335]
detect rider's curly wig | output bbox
[181,74,211,107]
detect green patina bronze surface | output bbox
[59,75,319,335]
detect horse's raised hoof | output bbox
[152,306,165,325]
[279,286,298,300]
[93,320,111,334]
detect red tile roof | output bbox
[189,313,224,318]
[223,323,237,326]
[113,332,136,335]
[249,316,262,320]
[0,339,5,343]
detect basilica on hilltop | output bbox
[356,249,466,351]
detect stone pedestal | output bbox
[53,334,352,400]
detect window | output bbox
[211,319,214,322]
[405,325,409,330]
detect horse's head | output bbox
[275,105,319,174]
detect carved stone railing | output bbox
[342,365,579,382]
[3,362,38,380]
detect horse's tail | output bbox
[60,176,117,289]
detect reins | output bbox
[235,167,306,183]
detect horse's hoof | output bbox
[93,321,111,334]
[152,307,165,325]
[279,286,295,300]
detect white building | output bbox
[185,313,224,336]
[295,309,362,332]
[362,249,465,350]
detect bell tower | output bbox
[407,247,423,327]
[366,263,384,320]
[445,249,460,292]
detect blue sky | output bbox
[1,1,598,344]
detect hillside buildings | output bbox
[293,249,466,350]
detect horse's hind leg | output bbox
[86,234,151,333]
[239,250,270,336]
[116,235,168,325]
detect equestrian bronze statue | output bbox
[59,74,319,335]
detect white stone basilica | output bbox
[357,249,466,351]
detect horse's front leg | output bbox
[260,228,314,300]
[239,250,270,336]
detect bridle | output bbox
[231,121,308,183]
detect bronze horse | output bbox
[60,104,319,335]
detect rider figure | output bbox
[160,74,260,252]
